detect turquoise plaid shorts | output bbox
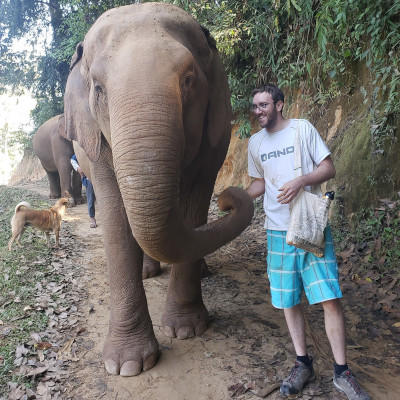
[266,226,342,309]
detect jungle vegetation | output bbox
[0,0,399,142]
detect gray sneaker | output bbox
[333,370,371,400]
[280,357,316,396]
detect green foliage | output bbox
[314,0,400,151]
[2,0,399,143]
[0,1,68,128]
[162,0,399,144]
[332,199,400,272]
[56,0,136,63]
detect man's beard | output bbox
[260,109,278,130]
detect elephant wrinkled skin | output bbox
[72,139,163,279]
[60,3,254,377]
[32,115,83,204]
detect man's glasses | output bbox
[250,102,275,112]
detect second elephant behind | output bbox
[33,115,83,204]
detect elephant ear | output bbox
[57,114,68,140]
[63,42,101,163]
[201,27,233,149]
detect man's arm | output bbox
[246,178,265,199]
[70,155,85,178]
[277,155,335,204]
[70,156,79,172]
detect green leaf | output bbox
[290,0,302,12]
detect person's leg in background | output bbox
[86,179,96,228]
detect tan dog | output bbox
[8,197,69,250]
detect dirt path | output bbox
[11,180,400,400]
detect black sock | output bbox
[334,362,348,375]
[297,355,312,366]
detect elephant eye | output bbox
[183,74,194,87]
[181,74,195,105]
[94,84,103,93]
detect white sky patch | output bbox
[0,94,37,185]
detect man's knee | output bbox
[321,298,343,314]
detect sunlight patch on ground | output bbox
[64,215,81,222]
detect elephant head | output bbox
[61,3,253,264]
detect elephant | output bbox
[60,3,254,377]
[33,115,83,204]
[73,138,163,279]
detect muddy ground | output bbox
[7,179,400,400]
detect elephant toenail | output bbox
[120,360,142,376]
[104,359,119,375]
[177,327,195,339]
[143,353,159,371]
[161,326,176,338]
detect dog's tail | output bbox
[14,201,31,214]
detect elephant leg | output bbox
[56,159,74,199]
[71,169,84,205]
[161,175,215,339]
[142,253,161,279]
[46,170,61,198]
[91,145,159,376]
[161,259,208,339]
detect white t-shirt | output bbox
[248,119,331,230]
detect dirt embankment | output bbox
[8,148,46,185]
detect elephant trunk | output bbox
[111,95,253,264]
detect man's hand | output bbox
[277,156,336,204]
[277,176,304,204]
[77,166,85,179]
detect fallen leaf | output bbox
[36,381,51,396]
[57,337,75,359]
[35,342,52,350]
[15,345,28,358]
[26,365,49,377]
[379,294,398,304]
[30,332,42,343]
[338,244,355,259]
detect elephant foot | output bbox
[49,193,61,199]
[103,332,159,376]
[142,255,161,279]
[73,196,85,205]
[161,301,209,339]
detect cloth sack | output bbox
[286,190,331,257]
[286,123,332,257]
